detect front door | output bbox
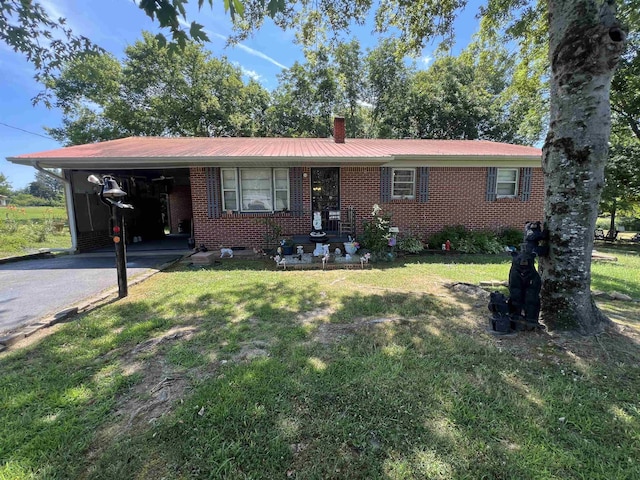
[311,168,340,232]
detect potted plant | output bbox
[343,236,360,255]
[280,238,294,255]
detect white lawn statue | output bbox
[313,211,322,230]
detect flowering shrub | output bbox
[361,204,393,259]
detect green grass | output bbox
[1,253,639,479]
[0,206,71,258]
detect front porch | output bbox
[260,208,358,248]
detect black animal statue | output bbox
[488,291,511,333]
[523,221,549,256]
[488,221,547,333]
[507,251,542,330]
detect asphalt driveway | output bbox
[0,253,182,335]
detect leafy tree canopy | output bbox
[47,33,271,144]
[0,172,12,197]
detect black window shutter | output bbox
[418,167,429,203]
[206,167,222,218]
[380,167,392,203]
[520,167,532,201]
[486,167,497,202]
[290,167,304,217]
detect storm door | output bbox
[311,168,340,232]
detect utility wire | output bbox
[0,121,52,140]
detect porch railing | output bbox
[260,208,352,246]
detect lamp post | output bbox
[88,174,134,298]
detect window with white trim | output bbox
[221,168,290,212]
[391,168,416,199]
[496,168,519,197]
[273,168,289,210]
[221,168,238,211]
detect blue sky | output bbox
[0,0,482,189]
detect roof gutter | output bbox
[34,162,77,253]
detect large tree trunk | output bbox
[540,0,625,334]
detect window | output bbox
[221,168,289,212]
[391,168,416,199]
[496,168,519,197]
[221,168,238,211]
[273,169,289,210]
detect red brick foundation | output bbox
[77,229,112,252]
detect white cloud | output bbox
[177,18,288,70]
[421,55,433,66]
[233,41,288,70]
[230,61,265,83]
[237,65,263,82]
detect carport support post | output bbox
[112,205,128,298]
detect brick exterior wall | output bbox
[77,229,112,252]
[342,166,544,240]
[190,165,544,250]
[191,166,313,249]
[168,185,193,234]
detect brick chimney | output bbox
[334,116,345,144]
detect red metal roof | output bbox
[11,136,541,160]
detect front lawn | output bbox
[1,252,639,479]
[0,206,71,259]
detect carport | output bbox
[8,143,194,252]
[68,168,193,251]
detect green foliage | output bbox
[360,204,392,258]
[48,33,271,145]
[426,225,468,250]
[600,140,640,225]
[44,30,544,144]
[27,171,64,201]
[259,217,283,247]
[427,225,507,254]
[611,2,640,141]
[496,227,524,247]
[455,232,504,254]
[397,232,424,254]
[9,193,64,207]
[597,216,640,231]
[0,206,70,257]
[0,172,11,196]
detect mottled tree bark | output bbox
[540,0,625,334]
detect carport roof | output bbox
[8,136,542,169]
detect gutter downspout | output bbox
[33,162,78,253]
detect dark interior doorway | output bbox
[311,168,340,232]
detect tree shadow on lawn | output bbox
[591,269,640,299]
[594,242,640,256]
[1,278,639,479]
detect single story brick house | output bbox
[8,119,543,252]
